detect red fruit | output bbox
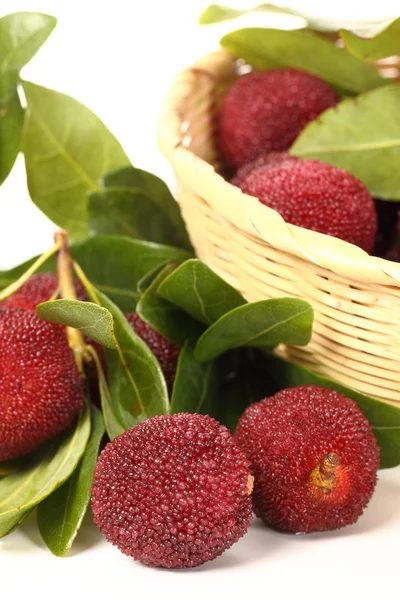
[0,306,84,461]
[91,413,253,568]
[235,385,379,534]
[3,272,87,310]
[126,313,180,390]
[236,156,377,252]
[231,151,296,187]
[218,69,340,170]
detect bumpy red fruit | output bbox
[91,413,253,568]
[231,152,296,187]
[218,69,340,170]
[237,156,377,252]
[3,272,87,310]
[126,313,180,389]
[0,306,84,460]
[235,385,379,534]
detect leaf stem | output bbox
[0,239,62,302]
[54,231,91,371]
[72,260,101,305]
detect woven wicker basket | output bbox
[157,49,400,407]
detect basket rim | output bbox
[157,49,400,287]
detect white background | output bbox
[0,1,399,597]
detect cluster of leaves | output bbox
[0,10,400,558]
[200,4,400,199]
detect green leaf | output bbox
[0,235,191,311]
[0,91,24,185]
[340,18,400,60]
[199,3,333,30]
[0,401,90,537]
[22,81,130,238]
[136,264,203,346]
[90,347,125,440]
[37,404,105,556]
[262,354,400,469]
[291,84,400,200]
[195,298,314,361]
[220,28,385,94]
[0,240,61,302]
[97,166,192,251]
[0,257,39,289]
[137,264,165,294]
[216,348,276,431]
[81,284,169,434]
[0,12,56,101]
[89,187,179,245]
[170,339,219,415]
[88,186,191,249]
[36,299,117,349]
[72,235,191,312]
[158,259,246,325]
[0,12,56,187]
[200,3,287,24]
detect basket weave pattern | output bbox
[157,50,400,406]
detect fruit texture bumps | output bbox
[91,413,253,568]
[0,306,84,461]
[217,69,340,170]
[235,385,379,534]
[2,275,180,390]
[236,155,377,253]
[3,272,87,310]
[126,313,180,390]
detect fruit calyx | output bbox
[247,474,255,495]
[311,451,340,495]
[54,231,91,371]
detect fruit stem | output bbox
[0,239,63,302]
[316,452,339,494]
[72,260,101,305]
[54,231,91,372]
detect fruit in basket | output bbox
[3,272,87,310]
[231,151,297,187]
[235,385,379,534]
[235,155,377,253]
[126,313,180,390]
[0,306,84,461]
[91,413,253,568]
[217,69,340,170]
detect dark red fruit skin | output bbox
[3,272,87,310]
[1,272,105,405]
[231,151,296,187]
[91,413,253,568]
[126,313,180,390]
[235,385,380,534]
[0,306,84,461]
[237,156,377,253]
[218,69,340,171]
